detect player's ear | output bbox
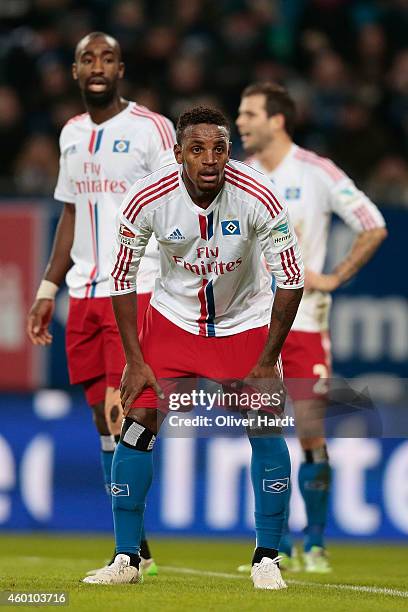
[72,62,78,81]
[118,61,125,79]
[227,141,232,160]
[174,143,182,164]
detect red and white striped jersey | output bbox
[54,102,175,298]
[111,160,304,337]
[248,144,386,332]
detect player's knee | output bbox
[92,402,110,435]
[301,441,329,463]
[105,387,123,437]
[119,417,157,452]
[127,407,161,435]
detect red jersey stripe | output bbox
[197,278,209,336]
[130,105,173,150]
[66,113,88,125]
[354,205,378,230]
[225,174,278,220]
[123,171,178,219]
[280,247,301,286]
[199,215,207,239]
[294,148,344,182]
[111,244,125,280]
[226,164,283,214]
[129,179,179,224]
[134,105,174,149]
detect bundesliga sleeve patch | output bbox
[119,223,137,247]
[272,219,292,247]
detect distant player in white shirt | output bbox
[26,32,175,576]
[237,82,387,573]
[83,106,304,588]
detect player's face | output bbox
[72,35,124,106]
[175,123,231,198]
[236,94,275,153]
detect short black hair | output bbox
[176,106,230,144]
[241,82,296,137]
[75,32,121,61]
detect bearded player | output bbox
[237,82,387,572]
[27,32,176,575]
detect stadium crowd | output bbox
[0,0,407,205]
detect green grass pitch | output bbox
[0,535,407,611]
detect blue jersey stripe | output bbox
[207,211,214,239]
[90,202,99,297]
[205,280,216,337]
[94,129,104,153]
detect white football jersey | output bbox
[111,160,304,337]
[249,144,385,332]
[54,102,175,297]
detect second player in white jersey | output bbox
[248,145,385,331]
[111,160,304,336]
[55,101,175,297]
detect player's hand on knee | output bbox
[26,299,54,346]
[104,387,124,436]
[244,363,286,415]
[120,362,164,414]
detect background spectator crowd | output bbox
[0,0,407,206]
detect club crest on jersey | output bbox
[111,483,130,496]
[263,477,289,493]
[285,187,301,200]
[166,227,186,240]
[221,220,241,236]
[113,139,130,153]
[119,223,136,247]
[272,219,291,247]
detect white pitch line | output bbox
[161,565,408,599]
[15,558,408,599]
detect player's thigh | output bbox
[282,330,331,396]
[65,297,105,385]
[131,306,197,411]
[282,330,331,443]
[197,325,269,380]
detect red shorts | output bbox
[133,306,269,408]
[66,293,151,405]
[281,330,331,400]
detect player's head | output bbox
[72,32,124,107]
[236,82,296,153]
[174,106,231,197]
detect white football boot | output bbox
[82,554,141,585]
[251,556,287,590]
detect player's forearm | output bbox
[43,203,75,287]
[333,227,387,286]
[111,292,144,365]
[258,286,303,367]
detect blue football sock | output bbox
[100,435,115,496]
[111,441,153,555]
[278,500,294,556]
[299,453,331,552]
[249,435,291,550]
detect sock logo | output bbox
[111,483,130,496]
[263,477,289,493]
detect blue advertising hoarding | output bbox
[1,392,407,539]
